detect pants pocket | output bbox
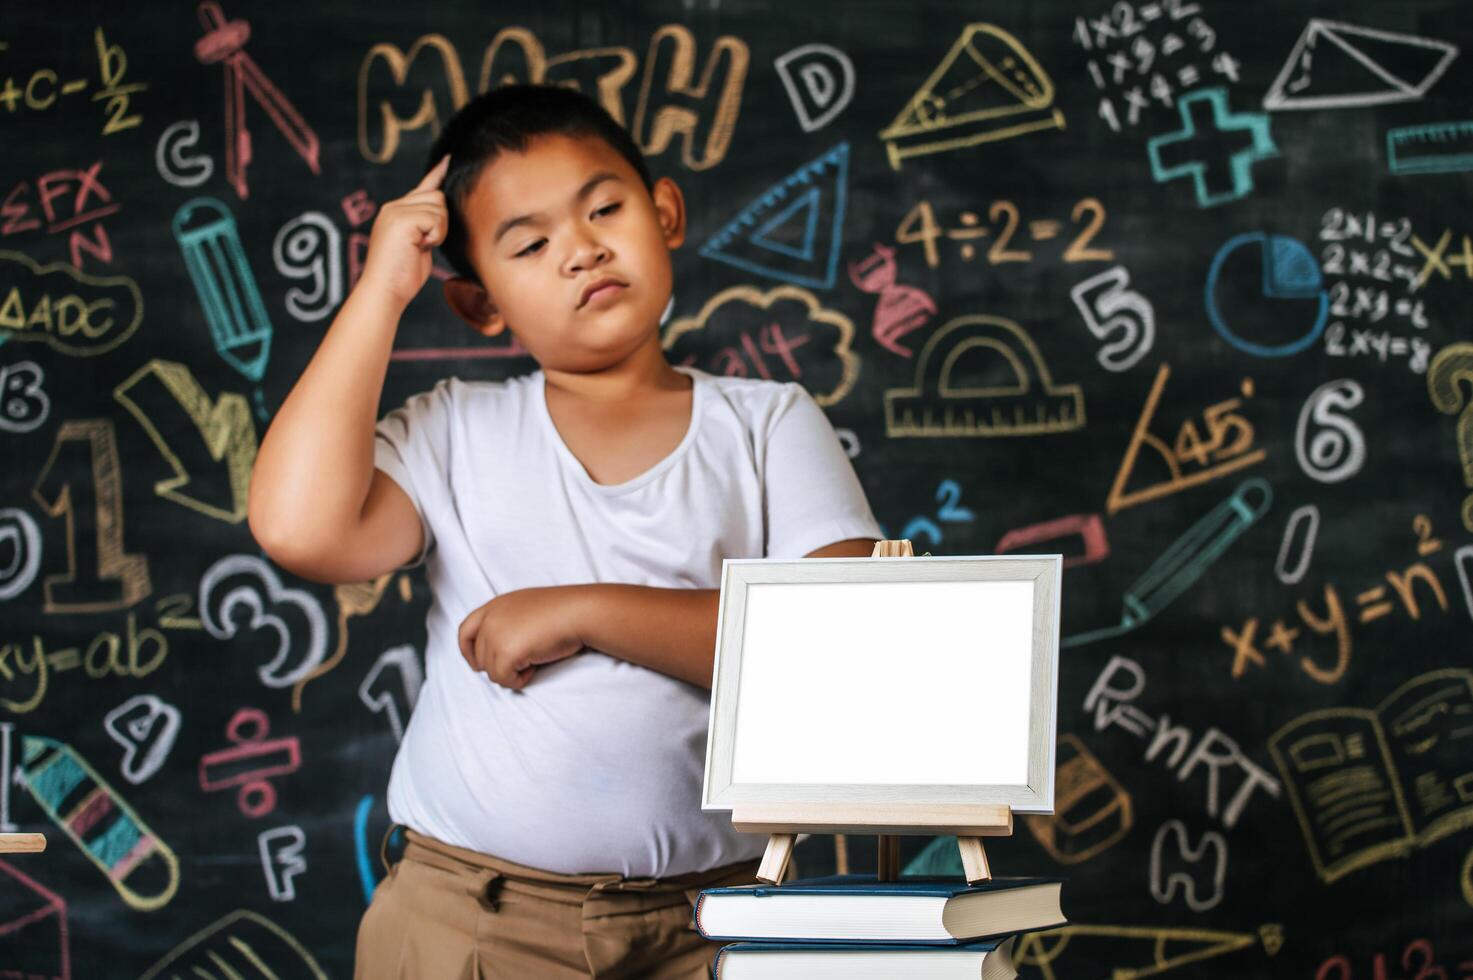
[354,861,407,979]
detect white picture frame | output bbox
[702,554,1061,814]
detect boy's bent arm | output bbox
[575,586,722,688]
[573,538,878,688]
[247,282,422,584]
[249,157,450,584]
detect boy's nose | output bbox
[566,241,610,274]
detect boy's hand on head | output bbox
[457,586,587,690]
[359,154,452,310]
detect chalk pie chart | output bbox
[1204,232,1328,357]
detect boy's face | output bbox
[443,132,685,373]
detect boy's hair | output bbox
[426,84,656,282]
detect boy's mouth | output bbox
[578,277,628,308]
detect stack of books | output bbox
[693,874,1066,979]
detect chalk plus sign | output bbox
[1147,88,1278,208]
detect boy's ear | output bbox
[651,177,686,250]
[443,276,506,337]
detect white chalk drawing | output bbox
[103,694,182,785]
[1070,265,1155,372]
[358,644,423,743]
[0,508,42,601]
[1150,819,1227,912]
[272,212,343,322]
[199,554,329,689]
[1294,379,1365,483]
[1455,544,1473,622]
[155,120,215,187]
[1274,504,1320,586]
[258,825,307,902]
[0,361,50,433]
[1263,20,1458,111]
[775,43,856,132]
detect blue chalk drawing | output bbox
[893,479,975,547]
[1147,88,1278,208]
[1205,232,1328,358]
[699,143,849,289]
[172,197,274,382]
[1387,120,1473,175]
[751,188,822,261]
[354,793,377,904]
[354,793,404,904]
[1064,478,1272,649]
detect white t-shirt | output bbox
[373,363,883,877]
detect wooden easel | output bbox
[732,539,1014,886]
[0,834,45,853]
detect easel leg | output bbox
[877,835,900,881]
[957,836,992,884]
[757,833,796,884]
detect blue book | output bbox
[694,874,1064,944]
[714,936,1017,980]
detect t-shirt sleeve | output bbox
[762,382,884,559]
[373,379,453,570]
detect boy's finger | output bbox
[417,219,447,251]
[457,615,479,665]
[415,154,451,193]
[402,185,448,202]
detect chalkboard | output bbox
[1,0,1470,975]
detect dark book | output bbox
[694,874,1065,944]
[713,936,1017,979]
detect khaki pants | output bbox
[354,828,760,978]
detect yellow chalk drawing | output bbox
[1017,923,1278,979]
[139,908,327,979]
[357,34,469,164]
[1106,364,1265,514]
[290,572,394,712]
[631,25,748,172]
[0,614,170,715]
[478,29,636,104]
[358,26,746,170]
[19,735,179,912]
[1462,849,1473,907]
[1270,668,1473,883]
[1024,734,1133,864]
[31,419,151,613]
[879,24,1065,170]
[0,250,142,356]
[662,284,860,407]
[113,360,258,523]
[884,314,1084,437]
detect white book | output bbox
[714,935,1017,980]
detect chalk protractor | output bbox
[885,315,1084,437]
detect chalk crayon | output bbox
[172,197,273,382]
[19,735,179,911]
[1064,479,1271,648]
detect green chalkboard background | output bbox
[1,0,1471,974]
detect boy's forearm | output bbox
[573,585,721,688]
[248,281,405,549]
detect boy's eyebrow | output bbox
[493,171,625,244]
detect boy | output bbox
[248,84,883,978]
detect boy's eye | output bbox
[512,204,618,257]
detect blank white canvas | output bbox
[730,579,1034,785]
